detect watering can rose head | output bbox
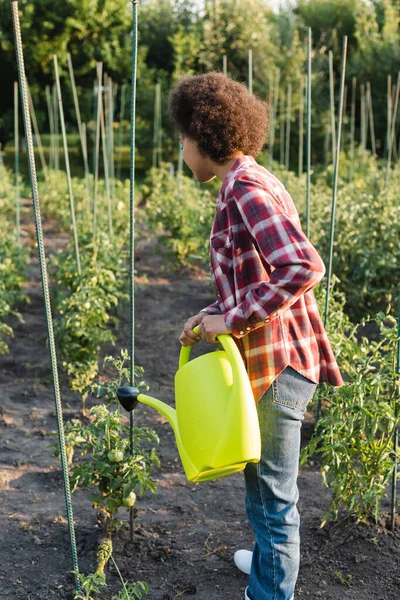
[116,386,139,412]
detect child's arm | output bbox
[225,177,325,338]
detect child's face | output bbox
[180,136,216,183]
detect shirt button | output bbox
[246,327,251,331]
[239,330,244,335]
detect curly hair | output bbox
[168,72,270,165]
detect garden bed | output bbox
[0,215,399,599]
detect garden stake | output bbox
[109,80,116,200]
[104,73,110,180]
[157,82,163,165]
[319,36,348,420]
[305,27,312,238]
[268,69,273,113]
[117,83,127,180]
[45,85,55,170]
[92,78,97,176]
[279,91,285,166]
[323,128,329,169]
[349,76,356,182]
[341,84,347,154]
[391,84,398,164]
[298,75,304,177]
[152,82,162,168]
[27,82,48,180]
[129,0,139,543]
[67,52,91,210]
[360,83,366,172]
[248,48,253,94]
[390,288,400,531]
[363,82,369,156]
[53,54,81,277]
[285,83,292,171]
[177,137,183,196]
[360,83,366,150]
[366,82,376,157]
[152,83,157,168]
[93,62,103,238]
[222,53,227,76]
[100,96,113,238]
[329,50,336,162]
[52,83,60,170]
[14,80,20,240]
[386,72,400,185]
[268,68,280,170]
[11,3,80,593]
[386,75,392,162]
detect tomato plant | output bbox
[64,351,159,535]
[51,231,129,402]
[303,279,400,525]
[0,228,29,355]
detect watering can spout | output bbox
[116,385,200,480]
[116,385,178,432]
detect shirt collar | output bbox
[216,155,256,206]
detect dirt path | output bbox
[0,214,399,600]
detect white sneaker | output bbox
[234,549,253,575]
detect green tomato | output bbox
[107,450,124,463]
[122,490,137,507]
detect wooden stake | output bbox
[324,36,348,327]
[248,49,253,94]
[67,52,91,208]
[279,92,285,166]
[14,81,20,240]
[52,84,59,170]
[268,68,280,170]
[305,28,312,237]
[93,62,103,236]
[360,83,366,170]
[319,36,348,420]
[298,75,304,177]
[27,83,48,180]
[117,83,126,180]
[285,83,292,171]
[386,72,400,184]
[222,54,227,76]
[349,76,356,182]
[386,75,392,160]
[53,55,81,276]
[366,82,376,156]
[45,85,54,170]
[329,50,336,162]
[100,97,112,237]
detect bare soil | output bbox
[0,210,399,600]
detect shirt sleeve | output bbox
[200,300,222,315]
[224,177,326,338]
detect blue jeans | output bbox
[244,366,317,600]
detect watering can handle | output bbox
[178,325,242,370]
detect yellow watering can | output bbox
[116,327,261,482]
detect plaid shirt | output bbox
[203,155,343,402]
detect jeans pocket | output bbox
[272,366,317,410]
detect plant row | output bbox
[0,166,29,355]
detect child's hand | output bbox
[179,312,205,346]
[198,315,230,344]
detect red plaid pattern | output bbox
[203,156,343,402]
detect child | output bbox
[169,72,343,600]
